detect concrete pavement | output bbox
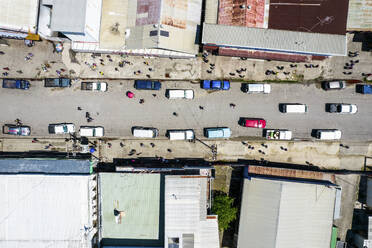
[0,33,370,81]
[1,137,371,170]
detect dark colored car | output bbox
[2,79,30,90]
[321,81,346,90]
[3,124,31,136]
[134,80,161,90]
[201,80,230,90]
[239,118,266,128]
[44,78,71,87]
[356,84,372,94]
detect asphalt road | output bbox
[0,80,371,141]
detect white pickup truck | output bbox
[81,82,107,92]
[265,129,292,140]
[79,126,104,137]
[48,123,75,134]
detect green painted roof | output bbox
[331,226,338,248]
[99,173,161,240]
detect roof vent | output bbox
[240,4,246,9]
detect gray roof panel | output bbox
[202,23,347,56]
[50,0,87,33]
[0,159,91,174]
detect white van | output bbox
[242,83,271,94]
[166,89,194,99]
[280,103,308,113]
[80,126,104,137]
[132,127,159,138]
[166,129,195,140]
[315,129,342,140]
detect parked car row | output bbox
[264,129,342,140]
[1,123,104,137]
[3,78,371,96]
[277,103,358,114]
[131,126,231,139]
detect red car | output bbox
[239,118,266,128]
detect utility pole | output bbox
[194,138,217,161]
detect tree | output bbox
[212,193,238,231]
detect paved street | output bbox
[0,80,371,141]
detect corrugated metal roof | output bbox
[248,165,336,183]
[50,0,87,33]
[347,0,372,31]
[205,0,219,24]
[165,176,219,248]
[237,177,336,248]
[0,174,93,248]
[99,173,160,240]
[0,0,39,33]
[202,23,347,56]
[218,0,268,28]
[367,177,372,207]
[268,0,349,35]
[0,159,91,174]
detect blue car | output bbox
[356,84,372,94]
[201,80,230,90]
[134,80,161,90]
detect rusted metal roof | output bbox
[268,0,349,35]
[248,165,336,183]
[136,0,161,26]
[218,0,268,28]
[217,47,311,62]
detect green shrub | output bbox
[212,194,238,231]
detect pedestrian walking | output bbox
[139,99,145,104]
[77,106,82,110]
[199,106,204,110]
[150,143,155,148]
[173,112,178,117]
[107,143,112,148]
[16,70,23,74]
[229,103,236,108]
[2,72,8,76]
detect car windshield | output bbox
[63,125,68,132]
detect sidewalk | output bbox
[0,33,368,82]
[2,138,370,170]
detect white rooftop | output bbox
[165,176,219,248]
[0,0,39,33]
[0,174,94,248]
[237,177,337,248]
